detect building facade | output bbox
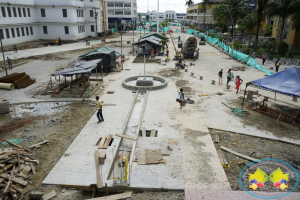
[186,0,224,29]
[106,0,137,29]
[149,10,186,23]
[0,0,108,46]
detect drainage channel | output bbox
[108,90,148,185]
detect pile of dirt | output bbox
[0,116,41,139]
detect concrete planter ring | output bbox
[122,76,168,90]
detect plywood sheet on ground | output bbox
[136,149,163,165]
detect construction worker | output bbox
[7,57,12,69]
[13,43,17,53]
[95,96,104,123]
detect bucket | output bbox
[191,72,194,76]
[185,69,188,72]
[211,80,215,85]
[263,96,269,101]
[200,76,203,80]
[226,85,230,89]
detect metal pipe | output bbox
[120,19,123,70]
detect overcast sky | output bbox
[137,0,198,13]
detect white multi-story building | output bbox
[150,10,186,23]
[106,0,137,29]
[0,0,108,46]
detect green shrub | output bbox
[278,42,288,57]
[233,41,242,50]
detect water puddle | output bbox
[13,102,70,118]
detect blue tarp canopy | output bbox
[250,66,300,97]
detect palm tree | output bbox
[267,0,298,42]
[253,0,269,51]
[201,0,211,31]
[212,0,250,39]
[160,20,169,34]
[138,14,142,23]
[185,0,194,7]
[238,12,257,50]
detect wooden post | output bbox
[275,92,276,101]
[101,63,104,84]
[96,65,99,85]
[94,150,103,189]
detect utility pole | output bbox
[157,0,159,33]
[0,33,8,76]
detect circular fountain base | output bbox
[123,76,168,90]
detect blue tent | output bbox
[250,66,300,97]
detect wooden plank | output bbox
[168,139,177,144]
[20,165,31,177]
[142,127,146,137]
[85,191,132,200]
[42,190,57,200]
[4,140,23,149]
[98,135,107,149]
[216,149,228,165]
[0,173,27,186]
[103,135,112,149]
[29,163,35,175]
[158,122,162,127]
[220,146,258,162]
[94,150,103,189]
[115,134,136,141]
[0,164,14,173]
[99,152,106,165]
[29,140,49,149]
[150,129,156,137]
[214,135,219,143]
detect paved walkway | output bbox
[185,189,300,200]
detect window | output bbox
[23,8,26,17]
[21,27,25,36]
[62,9,67,17]
[77,9,84,17]
[124,11,131,15]
[78,25,85,33]
[115,11,123,15]
[11,28,15,38]
[30,26,33,35]
[7,7,12,17]
[41,9,46,17]
[43,26,48,34]
[107,3,114,7]
[0,29,4,39]
[64,26,69,34]
[26,27,29,35]
[27,8,31,17]
[124,3,131,7]
[1,7,6,17]
[5,29,10,39]
[18,8,22,17]
[13,7,17,17]
[90,10,93,17]
[16,28,20,37]
[115,3,123,7]
[91,25,94,32]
